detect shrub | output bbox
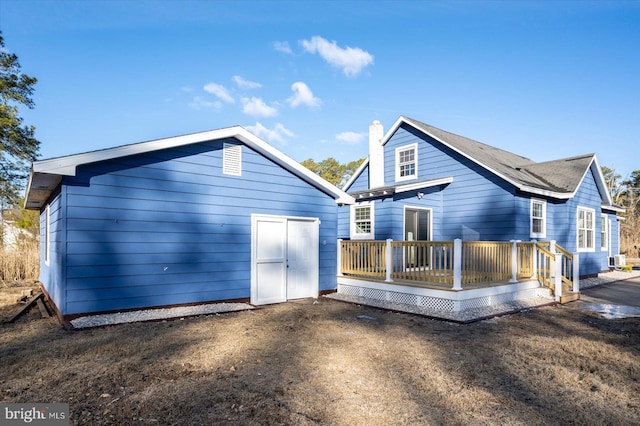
[0,240,39,281]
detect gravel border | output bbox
[326,270,640,323]
[70,302,254,329]
[68,271,640,328]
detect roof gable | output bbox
[347,116,612,205]
[26,126,354,209]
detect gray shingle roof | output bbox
[402,116,595,195]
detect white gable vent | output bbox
[223,143,242,176]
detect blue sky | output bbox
[1,0,639,181]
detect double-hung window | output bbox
[530,199,546,238]
[350,202,374,240]
[396,144,417,182]
[577,207,595,252]
[600,214,608,251]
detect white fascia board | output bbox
[26,126,354,207]
[234,129,354,205]
[342,158,369,191]
[395,117,527,192]
[518,185,574,199]
[396,177,454,193]
[590,155,613,206]
[31,127,244,176]
[602,204,625,213]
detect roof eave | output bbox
[25,126,355,209]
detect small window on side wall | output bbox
[350,202,374,240]
[530,199,546,238]
[577,207,595,252]
[395,144,417,182]
[601,214,608,251]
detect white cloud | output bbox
[241,97,278,117]
[188,96,222,110]
[246,122,295,144]
[181,86,193,92]
[233,75,262,90]
[287,82,321,108]
[273,41,292,54]
[336,131,365,145]
[203,82,235,103]
[300,36,374,77]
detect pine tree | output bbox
[0,31,40,207]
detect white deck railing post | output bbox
[510,240,519,283]
[573,253,580,293]
[337,239,343,277]
[531,240,538,279]
[453,238,462,290]
[385,239,393,283]
[554,252,563,302]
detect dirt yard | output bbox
[1,281,639,425]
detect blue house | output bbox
[338,116,623,277]
[25,126,353,319]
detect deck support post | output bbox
[509,240,519,283]
[385,239,393,283]
[452,238,462,290]
[554,253,563,302]
[337,239,343,277]
[531,240,538,279]
[572,253,580,293]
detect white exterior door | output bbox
[286,219,319,300]
[251,215,319,305]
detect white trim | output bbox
[250,214,320,305]
[395,143,418,182]
[402,205,433,242]
[26,126,354,209]
[600,213,609,252]
[350,201,374,240]
[44,204,50,266]
[396,177,454,193]
[576,206,596,252]
[344,117,613,206]
[530,198,547,239]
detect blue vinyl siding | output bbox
[562,168,607,276]
[339,124,518,241]
[388,125,518,240]
[346,164,369,192]
[52,138,337,315]
[39,189,65,312]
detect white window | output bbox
[223,143,242,176]
[601,214,608,251]
[44,204,50,266]
[395,144,417,182]
[530,199,546,238]
[350,202,374,240]
[577,207,595,252]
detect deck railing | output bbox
[338,238,579,297]
[391,241,454,284]
[340,240,386,279]
[461,241,512,284]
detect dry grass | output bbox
[0,240,39,281]
[1,297,639,425]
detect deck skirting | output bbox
[337,276,551,312]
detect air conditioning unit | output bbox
[614,254,626,267]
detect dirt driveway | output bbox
[1,282,639,425]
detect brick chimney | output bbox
[369,120,384,188]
